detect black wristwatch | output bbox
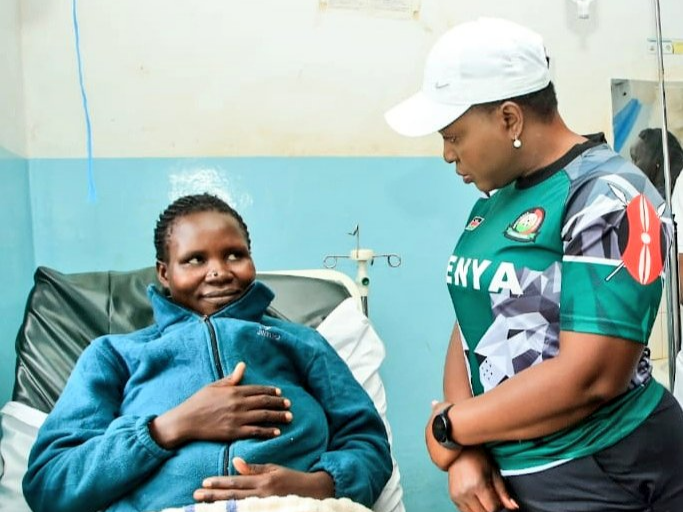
[432,404,461,450]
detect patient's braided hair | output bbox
[154,193,251,262]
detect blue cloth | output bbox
[613,98,642,153]
[23,281,391,512]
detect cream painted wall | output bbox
[1,0,26,155]
[19,0,683,158]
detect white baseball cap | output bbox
[385,18,551,137]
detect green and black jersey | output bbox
[447,135,672,474]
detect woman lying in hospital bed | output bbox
[21,193,393,512]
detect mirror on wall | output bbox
[611,78,683,164]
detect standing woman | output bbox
[385,18,683,512]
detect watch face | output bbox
[432,414,449,443]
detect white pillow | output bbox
[0,298,404,512]
[0,401,48,512]
[317,299,405,512]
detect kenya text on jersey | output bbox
[446,255,522,295]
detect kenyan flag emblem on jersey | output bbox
[465,216,484,231]
[505,207,545,242]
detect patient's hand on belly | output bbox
[193,457,335,502]
[149,362,292,449]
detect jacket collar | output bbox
[147,280,275,331]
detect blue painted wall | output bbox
[0,146,34,406]
[19,155,478,510]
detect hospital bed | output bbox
[0,266,405,512]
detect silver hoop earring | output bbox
[513,138,522,149]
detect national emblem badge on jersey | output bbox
[608,186,667,285]
[465,216,484,231]
[504,207,545,242]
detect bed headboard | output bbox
[12,266,354,413]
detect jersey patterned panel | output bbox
[446,136,672,474]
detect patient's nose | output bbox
[206,265,231,281]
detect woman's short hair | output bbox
[473,82,558,123]
[154,193,251,262]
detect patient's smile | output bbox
[157,211,256,316]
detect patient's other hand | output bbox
[193,457,335,502]
[149,362,292,449]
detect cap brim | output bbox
[385,91,470,137]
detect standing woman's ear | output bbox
[499,101,525,146]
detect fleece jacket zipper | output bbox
[203,316,231,475]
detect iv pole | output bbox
[652,0,681,390]
[323,225,401,317]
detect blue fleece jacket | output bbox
[23,281,392,512]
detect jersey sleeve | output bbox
[559,167,672,343]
